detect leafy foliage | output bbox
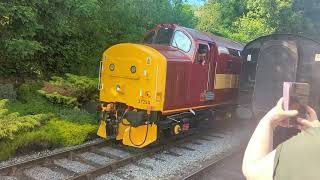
[0,81,98,160]
[197,0,320,42]
[8,81,97,124]
[0,118,97,160]
[0,0,198,77]
[0,84,17,101]
[0,99,52,139]
[39,74,98,107]
[38,90,78,108]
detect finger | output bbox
[297,125,307,131]
[277,97,284,108]
[282,110,299,117]
[306,113,311,120]
[279,121,289,127]
[306,106,318,120]
[297,118,312,127]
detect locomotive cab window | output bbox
[143,31,155,44]
[171,30,192,52]
[195,44,209,65]
[143,27,174,44]
[155,27,174,44]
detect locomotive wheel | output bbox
[173,124,182,135]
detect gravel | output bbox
[79,152,115,165]
[0,138,105,169]
[23,166,67,180]
[0,119,252,180]
[98,147,131,158]
[0,176,18,180]
[53,159,94,174]
[96,121,252,179]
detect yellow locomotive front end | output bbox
[97,43,167,147]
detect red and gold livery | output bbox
[97,24,244,147]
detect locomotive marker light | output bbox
[109,63,115,71]
[130,66,136,73]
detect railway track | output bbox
[182,148,241,180]
[0,120,246,180]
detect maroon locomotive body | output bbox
[144,24,244,114]
[97,24,244,147]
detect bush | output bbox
[0,99,52,139]
[40,74,98,107]
[0,81,99,160]
[0,118,98,160]
[16,81,42,102]
[7,82,97,124]
[38,90,78,108]
[0,84,17,101]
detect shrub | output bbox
[7,82,97,124]
[42,118,98,146]
[16,81,43,102]
[0,84,17,101]
[0,99,52,139]
[40,74,98,107]
[0,118,98,160]
[38,90,78,108]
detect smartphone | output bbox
[283,82,310,127]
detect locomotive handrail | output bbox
[98,61,103,90]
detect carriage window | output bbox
[171,30,192,52]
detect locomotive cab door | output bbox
[189,42,215,104]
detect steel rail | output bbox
[182,145,244,180]
[0,139,109,175]
[69,132,212,180]
[0,121,231,179]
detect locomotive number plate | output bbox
[138,99,150,105]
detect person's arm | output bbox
[242,98,298,180]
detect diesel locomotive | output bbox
[97,24,244,148]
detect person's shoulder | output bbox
[302,127,320,136]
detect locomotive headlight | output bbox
[116,84,121,92]
[109,64,115,71]
[130,66,136,73]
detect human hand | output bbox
[265,98,299,128]
[297,106,320,130]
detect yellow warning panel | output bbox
[97,120,107,138]
[122,124,157,148]
[116,119,130,140]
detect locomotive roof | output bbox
[183,27,244,50]
[156,24,244,51]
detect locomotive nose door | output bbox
[189,42,215,104]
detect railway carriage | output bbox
[97,24,244,148]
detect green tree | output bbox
[0,0,197,78]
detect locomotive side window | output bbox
[195,44,209,65]
[228,48,241,57]
[171,30,192,52]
